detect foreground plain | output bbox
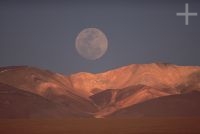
[0,118,200,134]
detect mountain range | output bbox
[0,63,200,118]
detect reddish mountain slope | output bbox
[110,91,200,117]
[70,63,200,97]
[0,66,97,113]
[0,82,76,118]
[90,85,177,118]
[75,63,200,117]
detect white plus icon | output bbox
[176,3,198,25]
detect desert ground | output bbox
[0,118,200,134]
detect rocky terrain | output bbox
[0,63,200,118]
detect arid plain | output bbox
[1,118,200,134]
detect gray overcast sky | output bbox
[0,0,200,74]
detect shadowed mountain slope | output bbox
[0,82,77,118]
[110,91,200,117]
[0,66,97,114]
[90,85,177,118]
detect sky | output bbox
[0,0,200,74]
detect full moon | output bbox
[75,28,108,60]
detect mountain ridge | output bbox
[0,63,200,118]
[70,63,200,97]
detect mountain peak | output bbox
[70,63,200,97]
